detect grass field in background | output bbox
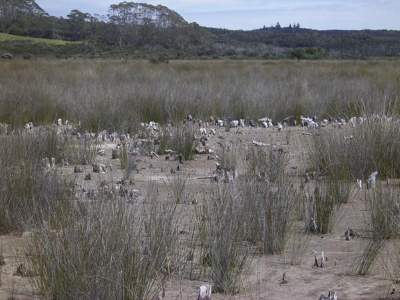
[0,33,76,46]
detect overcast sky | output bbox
[35,0,400,30]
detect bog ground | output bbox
[0,60,400,300]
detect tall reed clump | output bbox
[245,146,287,182]
[158,125,196,161]
[260,180,296,254]
[63,136,98,165]
[285,230,311,266]
[380,241,400,285]
[0,128,72,233]
[367,183,400,239]
[198,184,249,294]
[307,183,336,234]
[353,239,385,276]
[217,143,239,178]
[167,173,188,204]
[311,117,400,181]
[365,184,400,240]
[173,125,196,161]
[304,178,351,234]
[28,188,178,300]
[119,143,137,179]
[240,146,295,254]
[353,183,400,275]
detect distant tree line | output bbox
[1,1,400,59]
[0,1,212,56]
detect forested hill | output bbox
[1,0,400,59]
[0,0,46,17]
[209,27,400,58]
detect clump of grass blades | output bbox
[353,182,400,276]
[158,125,196,161]
[366,183,400,240]
[305,179,350,234]
[28,188,178,300]
[380,241,400,285]
[260,180,296,254]
[240,146,295,254]
[285,229,311,266]
[239,177,296,254]
[217,143,239,177]
[198,185,249,294]
[0,128,65,165]
[0,129,73,233]
[311,118,400,181]
[167,173,188,204]
[245,146,288,183]
[353,239,385,276]
[174,125,196,161]
[63,137,98,165]
[120,143,137,179]
[312,185,336,234]
[329,179,352,205]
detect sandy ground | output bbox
[0,126,398,300]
